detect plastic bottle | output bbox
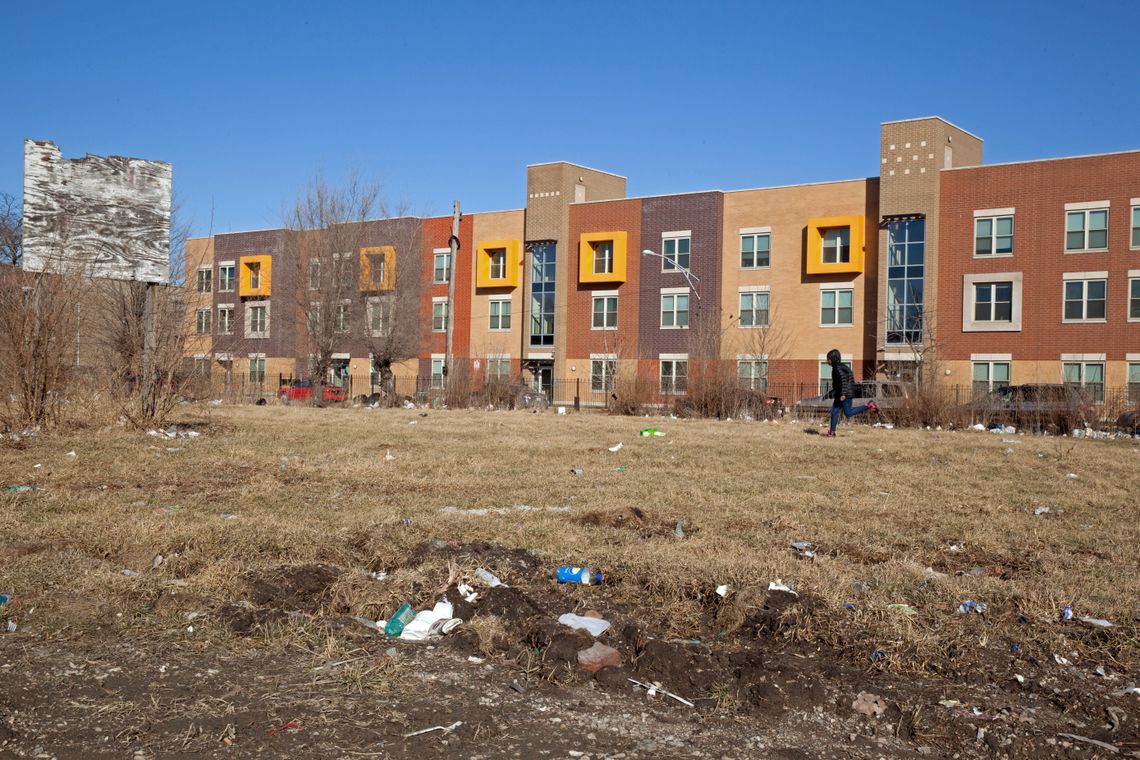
[383,602,416,637]
[557,566,604,585]
[639,428,657,437]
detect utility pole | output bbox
[444,200,460,385]
[141,281,157,418]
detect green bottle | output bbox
[384,602,416,637]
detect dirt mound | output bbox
[242,563,342,612]
[575,506,681,539]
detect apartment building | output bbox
[184,116,1139,404]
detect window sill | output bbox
[1061,319,1107,324]
[488,328,512,333]
[739,265,771,271]
[1064,249,1108,254]
[819,323,854,329]
[737,324,771,329]
[963,322,1021,332]
[660,325,689,330]
[972,253,1014,259]
[247,333,269,340]
[591,326,617,331]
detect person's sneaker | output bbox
[822,431,836,437]
[867,401,880,413]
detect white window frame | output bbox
[195,307,211,335]
[660,287,690,329]
[1061,272,1107,323]
[217,304,234,335]
[218,261,236,292]
[335,300,351,333]
[591,291,618,330]
[972,208,1015,257]
[366,297,386,337]
[1064,201,1110,253]
[661,231,691,272]
[971,356,1011,395]
[486,354,511,382]
[1061,356,1105,402]
[589,353,617,393]
[248,353,266,384]
[820,227,851,264]
[819,286,854,327]
[1127,355,1140,404]
[245,300,270,339]
[332,252,353,288]
[433,248,452,284]
[309,258,321,290]
[430,355,445,389]
[739,227,771,269]
[1131,200,1140,250]
[246,261,262,290]
[591,240,614,275]
[737,286,770,328]
[736,354,768,391]
[487,248,507,280]
[432,297,449,332]
[488,297,512,331]
[659,353,688,395]
[196,266,212,293]
[1129,270,1140,322]
[962,272,1023,332]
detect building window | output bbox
[886,219,925,345]
[590,359,616,393]
[973,282,1013,322]
[433,251,451,283]
[738,291,769,328]
[488,249,506,279]
[366,298,385,336]
[193,356,210,376]
[248,355,266,385]
[489,299,511,330]
[195,308,211,335]
[821,227,851,264]
[737,359,768,391]
[1063,278,1107,321]
[1062,361,1105,402]
[972,361,1010,397]
[432,300,448,332]
[218,305,234,335]
[661,292,689,329]
[662,234,690,271]
[196,267,212,293]
[592,295,617,330]
[1130,278,1140,320]
[336,302,351,333]
[1128,362,1140,404]
[528,242,556,346]
[430,358,445,389]
[486,357,511,382]
[1132,206,1140,248]
[660,359,687,394]
[367,252,387,286]
[820,289,853,326]
[218,264,235,292]
[309,259,321,290]
[247,303,269,338]
[975,215,1013,256]
[247,262,261,290]
[1066,208,1108,251]
[591,240,614,275]
[307,302,321,332]
[740,233,770,268]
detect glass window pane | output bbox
[1066,212,1084,232]
[996,217,1012,235]
[994,301,1012,321]
[975,283,991,303]
[1064,281,1083,300]
[1088,229,1107,249]
[972,363,989,382]
[838,307,852,324]
[995,282,1012,301]
[976,236,992,255]
[1064,300,1083,320]
[758,235,769,252]
[839,290,853,307]
[1089,210,1107,229]
[975,302,989,321]
[907,243,924,265]
[821,291,835,308]
[1062,363,1080,383]
[741,236,754,254]
[1087,280,1106,299]
[1066,231,1085,250]
[995,235,1013,254]
[663,239,675,255]
[975,218,992,237]
[678,238,690,254]
[1087,298,1105,320]
[1085,363,1104,383]
[993,363,1010,382]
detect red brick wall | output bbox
[938,152,1140,361]
[419,214,474,373]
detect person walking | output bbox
[824,348,878,437]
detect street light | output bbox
[641,249,701,299]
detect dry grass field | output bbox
[1,405,1137,758]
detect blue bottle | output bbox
[557,566,604,585]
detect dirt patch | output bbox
[242,563,342,613]
[575,505,680,539]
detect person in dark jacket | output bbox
[825,348,878,436]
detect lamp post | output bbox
[641,249,701,299]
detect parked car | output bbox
[965,384,1095,433]
[277,379,348,403]
[794,380,911,413]
[1116,409,1140,435]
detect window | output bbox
[740,233,770,268]
[486,357,511,382]
[336,253,354,288]
[886,220,925,344]
[196,267,212,293]
[591,241,614,275]
[1132,206,1140,248]
[309,259,321,290]
[307,302,321,332]
[433,251,451,283]
[367,252,387,286]
[489,299,511,330]
[1063,278,1106,321]
[430,358,445,389]
[218,264,235,292]
[592,295,617,330]
[218,305,234,335]
[336,302,351,333]
[738,291,769,328]
[662,234,690,271]
[248,355,265,384]
[528,242,556,346]
[367,298,385,336]
[488,248,506,279]
[432,299,449,332]
[1062,361,1104,402]
[737,359,768,391]
[820,289,853,326]
[660,359,687,394]
[975,216,1013,256]
[193,356,210,376]
[1129,362,1140,404]
[1131,277,1140,320]
[661,292,689,329]
[247,302,269,338]
[973,282,1013,322]
[821,228,850,264]
[591,359,616,393]
[195,308,211,335]
[1066,208,1108,251]
[247,262,261,290]
[972,361,1010,397]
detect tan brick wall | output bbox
[470,209,526,372]
[184,237,215,359]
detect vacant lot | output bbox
[1,406,1137,758]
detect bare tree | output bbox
[0,192,20,266]
[359,216,423,402]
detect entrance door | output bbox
[532,361,554,401]
[329,359,350,387]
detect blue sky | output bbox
[4,1,1139,237]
